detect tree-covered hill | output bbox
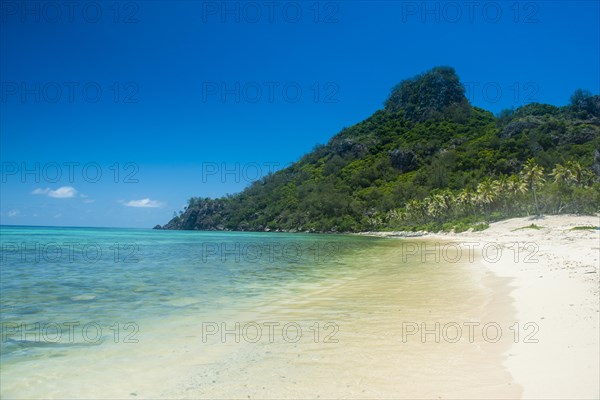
[157,67,600,232]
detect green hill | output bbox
[157,67,600,232]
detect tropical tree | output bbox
[520,159,545,216]
[566,161,593,187]
[405,199,425,223]
[552,163,574,185]
[506,175,528,213]
[456,188,476,214]
[423,196,436,220]
[439,190,456,217]
[476,179,496,220]
[551,163,574,212]
[493,175,511,211]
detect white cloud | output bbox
[8,210,19,217]
[78,193,94,203]
[32,186,77,199]
[48,187,77,198]
[124,198,164,208]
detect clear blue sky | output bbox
[1,0,599,228]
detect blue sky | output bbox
[1,0,599,228]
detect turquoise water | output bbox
[0,226,516,399]
[0,226,384,367]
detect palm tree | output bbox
[456,188,471,206]
[456,188,476,215]
[386,208,401,221]
[507,174,528,195]
[405,199,425,222]
[476,179,496,220]
[439,189,455,217]
[552,163,574,186]
[423,194,449,222]
[493,175,510,211]
[566,161,593,187]
[506,175,528,214]
[520,159,545,217]
[552,163,574,213]
[423,196,437,220]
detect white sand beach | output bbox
[366,214,600,399]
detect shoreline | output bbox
[1,218,597,398]
[369,214,600,398]
[166,234,523,399]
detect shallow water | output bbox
[0,226,519,398]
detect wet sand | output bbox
[167,239,521,399]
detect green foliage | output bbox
[472,223,490,232]
[570,89,600,118]
[570,226,599,231]
[384,66,471,122]
[159,68,600,233]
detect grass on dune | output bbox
[512,224,543,231]
[570,226,599,231]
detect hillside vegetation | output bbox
[158,67,600,232]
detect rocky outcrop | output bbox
[389,148,418,172]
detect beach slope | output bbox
[410,215,599,399]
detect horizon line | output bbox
[0,224,150,230]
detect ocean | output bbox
[0,226,518,398]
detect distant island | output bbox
[156,67,600,233]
